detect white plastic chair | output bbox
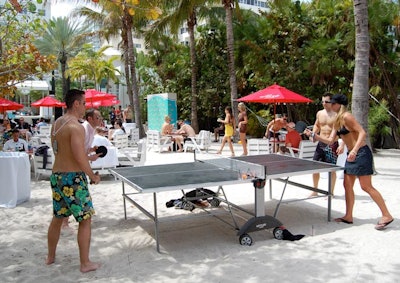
[183,130,212,153]
[37,125,51,137]
[146,130,173,153]
[118,138,147,167]
[287,140,318,160]
[247,139,271,155]
[112,134,129,149]
[32,148,54,180]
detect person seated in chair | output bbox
[265,114,288,141]
[161,116,183,152]
[35,117,49,133]
[3,128,29,152]
[176,120,195,141]
[108,119,126,141]
[16,117,32,140]
[213,123,224,142]
[279,122,301,154]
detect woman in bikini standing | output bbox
[216,106,235,156]
[237,102,248,156]
[309,94,393,230]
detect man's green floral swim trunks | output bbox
[50,171,95,222]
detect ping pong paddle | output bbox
[95,145,107,158]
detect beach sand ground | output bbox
[1,142,399,282]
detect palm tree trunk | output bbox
[124,10,145,138]
[60,56,68,101]
[352,0,370,145]
[188,13,199,133]
[224,0,239,127]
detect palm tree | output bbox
[67,44,120,90]
[352,0,370,140]
[34,17,89,100]
[146,0,215,133]
[221,0,239,123]
[71,2,158,138]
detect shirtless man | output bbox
[62,108,102,228]
[177,120,196,138]
[265,114,288,152]
[123,105,133,123]
[306,93,340,197]
[161,115,184,152]
[46,89,101,273]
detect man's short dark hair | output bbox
[65,89,85,109]
[322,92,333,99]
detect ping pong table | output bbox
[109,154,341,252]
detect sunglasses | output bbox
[322,101,331,104]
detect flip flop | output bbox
[334,217,353,224]
[375,219,394,230]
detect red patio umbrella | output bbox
[85,89,116,102]
[238,84,313,151]
[237,84,313,104]
[86,98,120,108]
[237,84,312,117]
[31,96,65,108]
[0,98,24,113]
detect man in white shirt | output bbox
[3,128,28,151]
[82,109,103,159]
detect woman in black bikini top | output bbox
[311,93,393,230]
[336,126,350,137]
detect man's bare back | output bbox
[267,117,288,133]
[52,117,87,172]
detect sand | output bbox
[1,144,399,283]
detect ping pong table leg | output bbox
[255,182,265,217]
[122,182,127,220]
[153,192,161,253]
[273,177,289,218]
[268,179,272,199]
[237,179,283,245]
[327,172,332,221]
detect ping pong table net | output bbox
[197,156,265,180]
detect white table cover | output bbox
[91,146,119,169]
[0,152,31,208]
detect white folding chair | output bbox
[119,138,147,167]
[112,134,129,149]
[37,125,51,137]
[146,130,173,153]
[287,140,318,160]
[32,148,54,180]
[248,139,271,155]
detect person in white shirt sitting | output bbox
[3,128,28,152]
[109,119,126,141]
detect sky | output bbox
[50,0,312,19]
[50,2,73,18]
